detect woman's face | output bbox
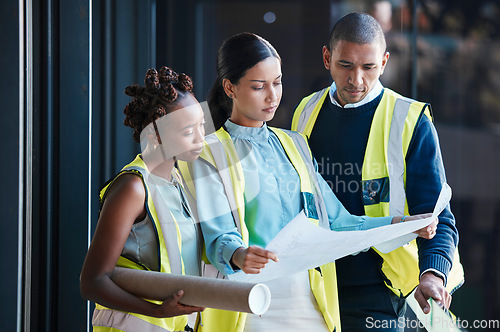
[153,93,205,162]
[225,57,282,127]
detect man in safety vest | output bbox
[292,12,464,331]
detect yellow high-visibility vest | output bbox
[93,155,189,332]
[292,88,464,297]
[178,126,341,332]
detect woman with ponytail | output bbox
[80,66,206,332]
[185,33,438,332]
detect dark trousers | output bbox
[338,283,406,331]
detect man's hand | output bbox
[231,245,279,274]
[392,213,438,239]
[414,271,451,314]
[413,216,438,239]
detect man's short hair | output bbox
[327,12,386,52]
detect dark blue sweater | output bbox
[308,89,458,288]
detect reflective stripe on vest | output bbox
[363,92,422,217]
[124,164,184,275]
[292,88,464,296]
[271,128,328,227]
[210,130,248,243]
[93,308,184,332]
[387,98,412,215]
[291,87,329,138]
[95,155,188,331]
[190,127,339,332]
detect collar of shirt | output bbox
[329,80,384,108]
[224,119,270,141]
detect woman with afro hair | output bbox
[80,66,206,331]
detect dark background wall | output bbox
[2,0,499,330]
[1,0,22,331]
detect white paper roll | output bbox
[111,267,271,315]
[248,283,271,315]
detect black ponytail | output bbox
[207,77,232,131]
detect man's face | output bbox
[323,40,389,106]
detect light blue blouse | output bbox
[194,120,392,276]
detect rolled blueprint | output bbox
[111,267,271,315]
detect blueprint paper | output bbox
[229,184,451,283]
[229,212,432,283]
[374,183,452,253]
[406,288,461,331]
